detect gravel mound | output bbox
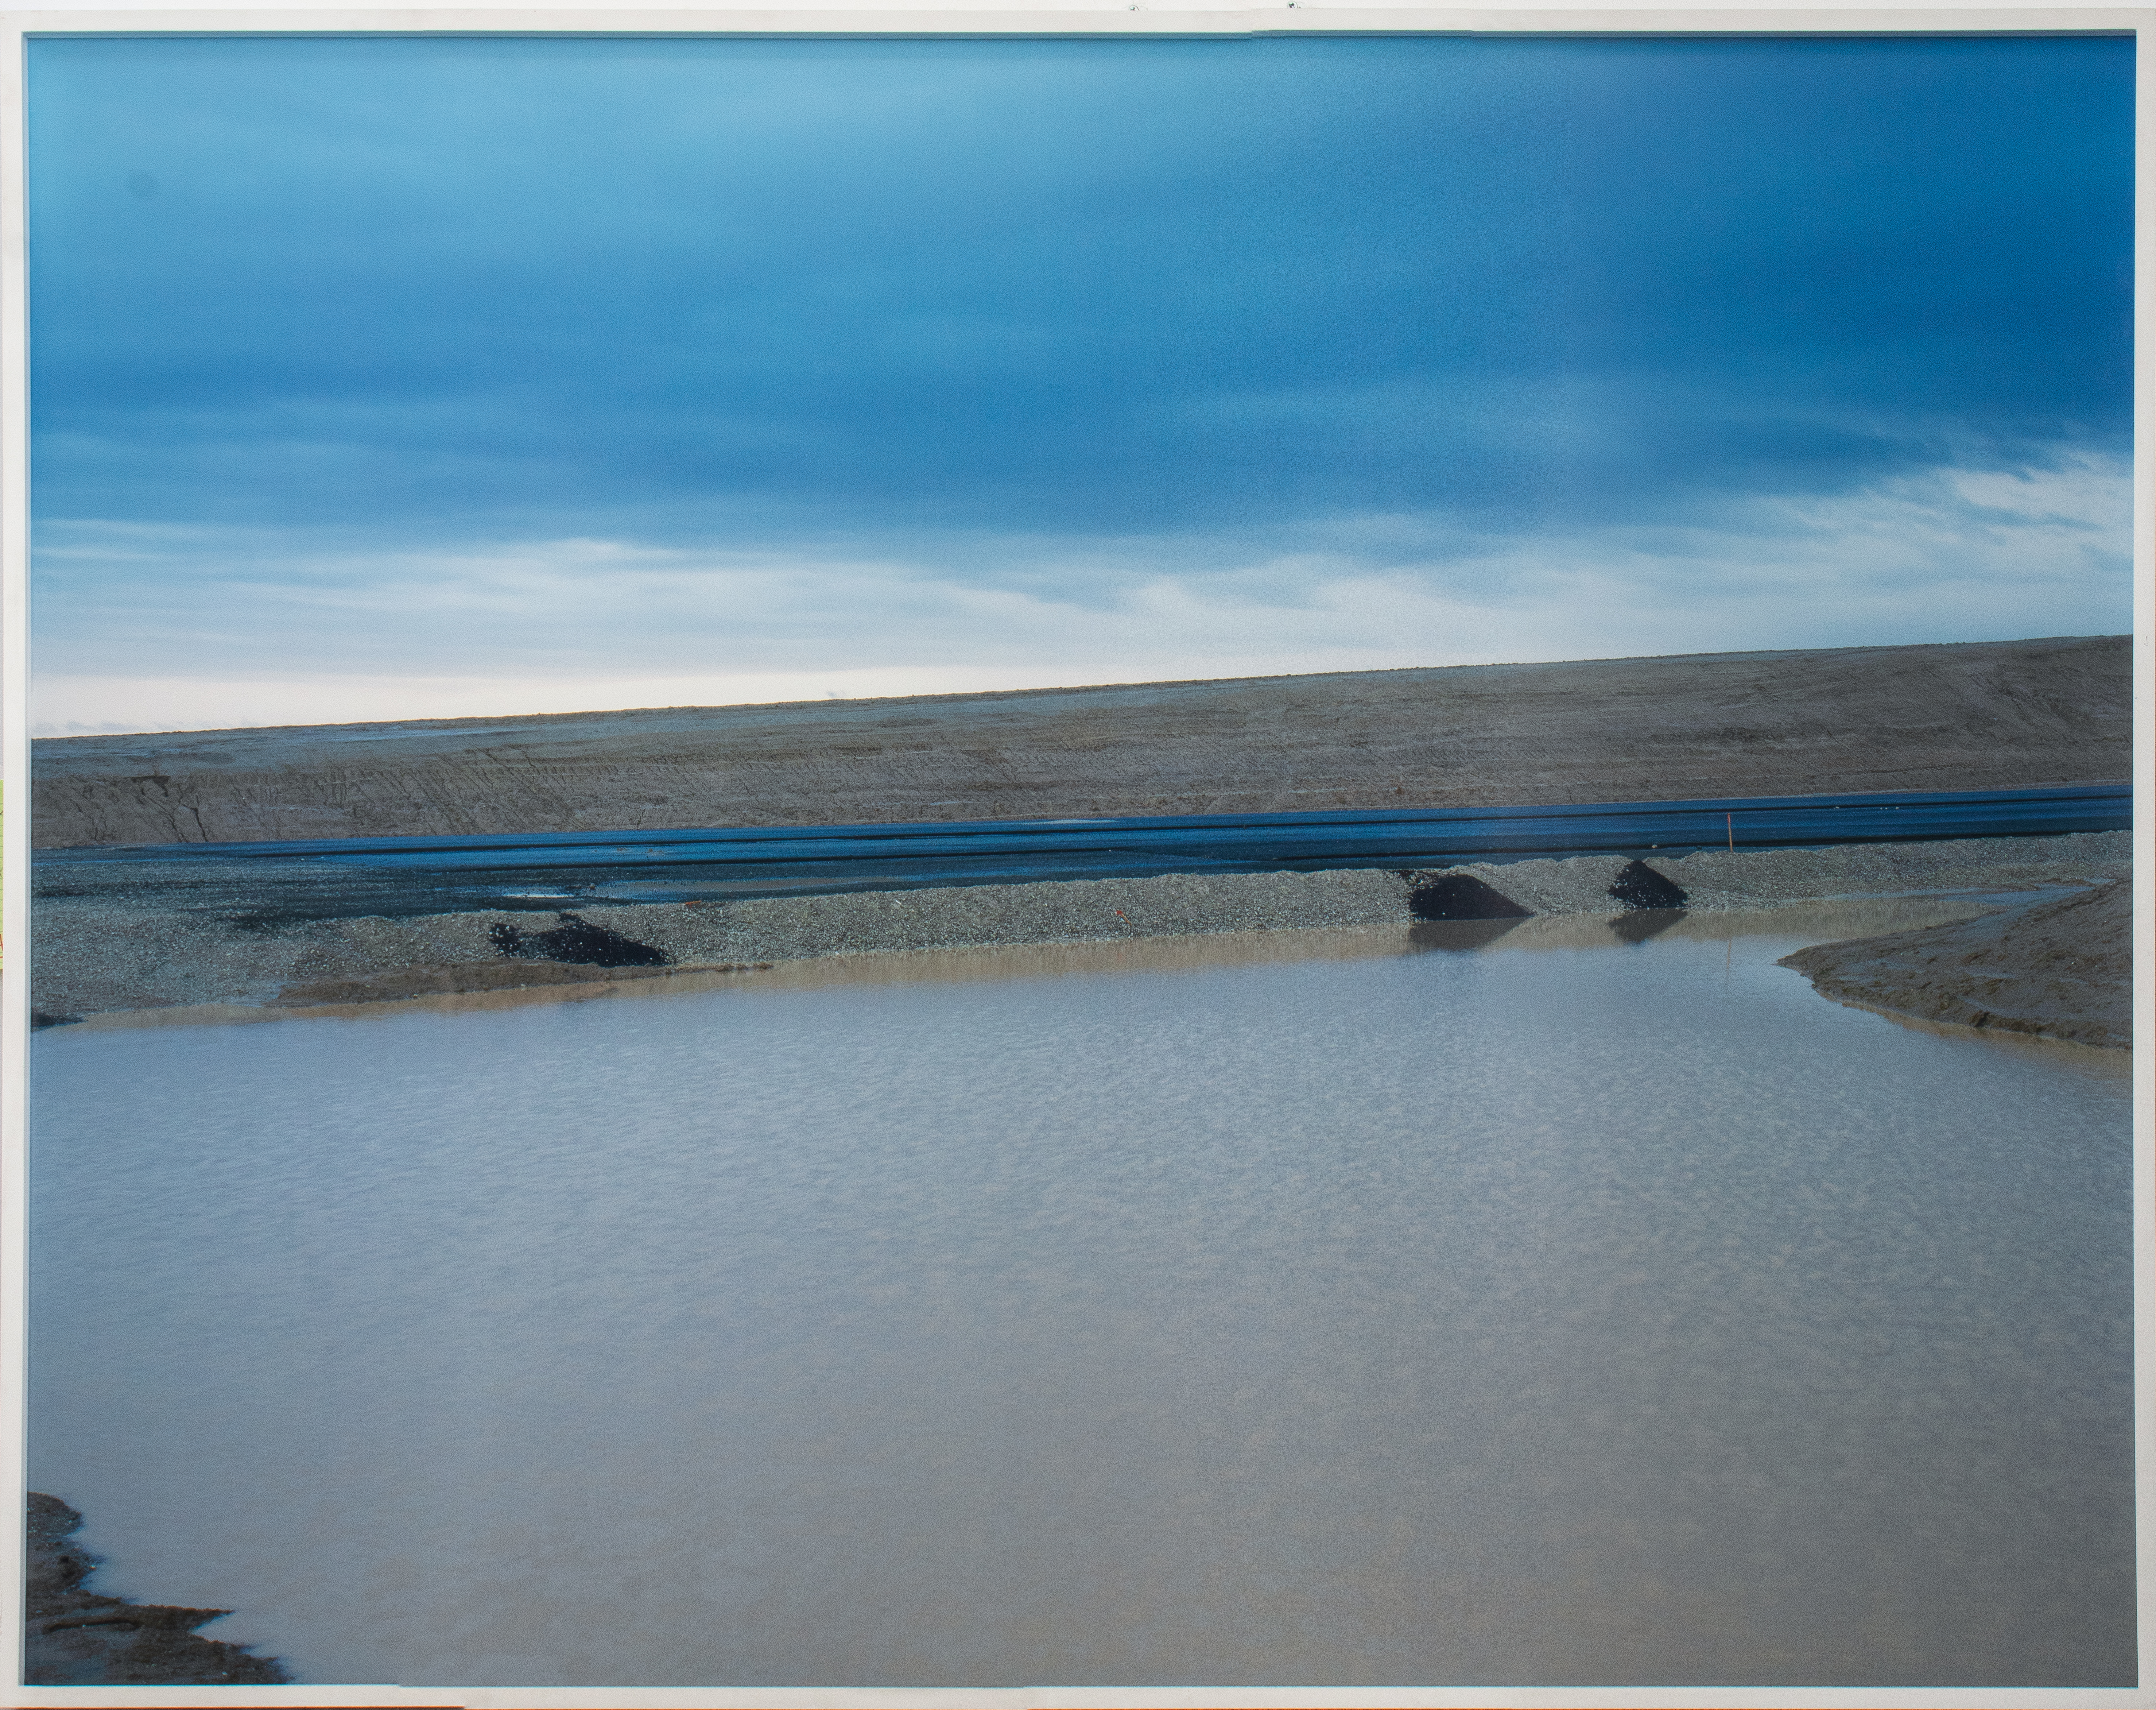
[1778,879,2131,1048]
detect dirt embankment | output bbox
[1780,879,2131,1048]
[30,635,2129,848]
[24,1493,288,1686]
[31,831,2131,1024]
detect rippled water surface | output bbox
[29,904,2135,1687]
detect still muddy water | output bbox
[28,900,2134,1687]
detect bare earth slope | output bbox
[1778,879,2131,1047]
[31,635,2128,847]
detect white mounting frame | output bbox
[0,7,2144,1707]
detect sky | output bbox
[25,32,2134,735]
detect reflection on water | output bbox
[28,903,2133,1688]
[1607,905,1688,944]
[1416,907,1699,950]
[1408,916,1528,951]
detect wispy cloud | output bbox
[32,452,2128,736]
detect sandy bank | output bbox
[1779,879,2132,1048]
[24,1493,287,1686]
[30,831,2129,1023]
[31,635,2128,847]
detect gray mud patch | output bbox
[268,957,772,1007]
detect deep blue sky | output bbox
[25,32,2134,732]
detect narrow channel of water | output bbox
[28,902,2133,1688]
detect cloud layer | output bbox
[25,34,2134,733]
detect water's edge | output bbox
[34,832,2128,1030]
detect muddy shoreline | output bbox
[24,1493,288,1686]
[1780,879,2131,1049]
[33,830,2131,1039]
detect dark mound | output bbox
[1608,860,1689,910]
[489,912,670,966]
[1402,871,1533,922]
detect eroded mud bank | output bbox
[1780,879,2131,1048]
